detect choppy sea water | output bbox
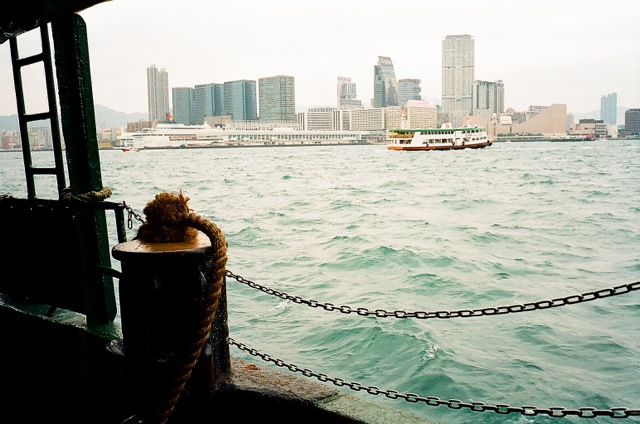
[1,141,639,423]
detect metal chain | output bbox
[229,338,639,419]
[114,203,638,418]
[123,201,146,229]
[225,271,640,320]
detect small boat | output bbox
[121,147,140,152]
[386,123,492,151]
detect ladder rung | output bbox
[24,112,52,122]
[16,52,46,67]
[30,167,58,175]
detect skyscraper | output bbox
[624,109,640,136]
[172,87,195,125]
[258,75,296,122]
[337,77,363,110]
[223,80,258,121]
[600,92,617,124]
[442,35,474,116]
[147,64,170,122]
[373,56,398,108]
[472,80,504,118]
[194,83,225,124]
[398,79,422,106]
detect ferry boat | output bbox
[120,123,371,149]
[386,123,492,151]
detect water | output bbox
[1,141,639,423]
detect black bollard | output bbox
[112,233,229,423]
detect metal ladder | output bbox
[6,20,127,324]
[9,24,66,199]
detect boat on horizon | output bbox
[386,123,492,151]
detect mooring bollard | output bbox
[112,234,229,423]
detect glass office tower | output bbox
[373,56,398,108]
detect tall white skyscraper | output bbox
[442,35,474,117]
[147,65,170,122]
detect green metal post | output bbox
[51,13,116,325]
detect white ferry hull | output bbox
[387,139,492,151]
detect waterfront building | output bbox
[373,56,398,108]
[385,106,403,130]
[506,104,566,136]
[600,92,617,124]
[397,79,421,106]
[147,64,170,123]
[121,122,369,149]
[223,80,258,122]
[29,126,52,149]
[625,109,640,136]
[528,105,547,115]
[194,83,224,124]
[576,119,607,138]
[348,107,386,131]
[1,130,20,150]
[504,107,527,125]
[472,80,504,119]
[404,101,438,129]
[442,35,474,122]
[259,75,296,122]
[172,87,195,125]
[605,124,619,139]
[298,107,336,131]
[467,104,567,138]
[337,77,363,110]
[341,105,434,134]
[335,110,350,131]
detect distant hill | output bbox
[0,105,147,131]
[0,115,18,131]
[93,104,147,129]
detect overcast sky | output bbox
[1,0,638,117]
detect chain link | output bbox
[229,338,639,419]
[225,270,640,320]
[123,201,146,229]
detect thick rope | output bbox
[135,192,227,424]
[59,186,113,204]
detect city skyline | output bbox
[0,0,638,117]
